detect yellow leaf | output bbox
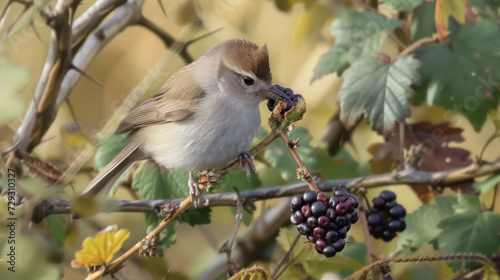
[71,225,130,269]
[433,0,475,40]
[228,265,272,280]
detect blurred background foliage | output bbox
[0,0,499,279]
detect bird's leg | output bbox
[189,171,208,207]
[238,151,256,179]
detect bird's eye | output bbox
[242,76,255,86]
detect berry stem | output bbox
[280,133,319,192]
[271,233,301,279]
[360,198,376,260]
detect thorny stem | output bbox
[280,133,319,192]
[345,253,496,280]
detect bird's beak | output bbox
[259,85,292,102]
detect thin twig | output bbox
[360,199,376,260]
[280,133,319,192]
[220,187,245,277]
[478,133,500,163]
[271,233,301,279]
[395,37,439,61]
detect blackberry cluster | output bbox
[267,85,303,114]
[365,190,407,241]
[290,188,359,258]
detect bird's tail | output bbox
[82,142,143,196]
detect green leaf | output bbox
[311,45,350,80]
[438,211,500,271]
[95,134,128,171]
[94,134,129,191]
[45,215,65,247]
[265,127,316,182]
[454,193,480,213]
[179,208,212,226]
[132,163,190,199]
[396,196,456,253]
[470,0,500,10]
[473,173,500,194]
[411,1,437,41]
[338,55,421,135]
[414,19,500,132]
[315,146,362,179]
[312,11,402,81]
[380,0,425,11]
[0,56,29,126]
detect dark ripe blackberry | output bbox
[350,209,359,223]
[266,99,275,111]
[313,227,326,238]
[315,239,326,254]
[333,238,345,251]
[293,210,305,224]
[390,204,406,218]
[367,213,382,226]
[388,220,401,232]
[290,214,298,225]
[325,230,339,243]
[382,230,395,241]
[318,216,330,228]
[345,197,355,208]
[372,197,386,209]
[297,223,312,235]
[387,200,398,208]
[329,196,339,208]
[335,216,347,227]
[335,203,348,215]
[311,202,327,217]
[399,219,407,231]
[348,195,359,208]
[307,235,317,243]
[337,195,347,202]
[345,213,352,222]
[329,222,339,231]
[323,245,336,258]
[334,188,349,197]
[317,192,330,205]
[303,191,317,203]
[290,194,304,212]
[338,226,348,239]
[307,216,318,228]
[301,205,312,218]
[380,190,396,202]
[326,208,337,220]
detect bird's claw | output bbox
[238,151,256,179]
[189,171,209,208]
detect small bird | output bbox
[82,39,289,206]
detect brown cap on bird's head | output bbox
[218,39,272,85]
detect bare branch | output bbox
[45,158,500,215]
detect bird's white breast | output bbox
[136,94,261,171]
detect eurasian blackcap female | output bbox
[82,39,289,206]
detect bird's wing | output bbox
[115,66,206,134]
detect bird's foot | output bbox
[238,151,256,179]
[189,171,208,208]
